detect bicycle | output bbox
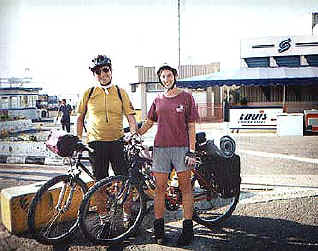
[77,132,241,245]
[27,135,95,245]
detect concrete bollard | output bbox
[0,174,94,234]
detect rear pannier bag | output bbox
[46,130,80,157]
[197,141,241,198]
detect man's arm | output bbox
[76,113,85,140]
[68,105,72,115]
[126,114,138,134]
[137,118,154,136]
[188,122,196,152]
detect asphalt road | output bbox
[0,131,318,250]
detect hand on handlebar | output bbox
[124,131,141,143]
[184,151,196,167]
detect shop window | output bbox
[274,56,300,67]
[305,55,318,66]
[245,57,270,68]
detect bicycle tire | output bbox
[78,176,146,245]
[27,175,88,245]
[192,177,240,228]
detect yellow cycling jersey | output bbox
[77,85,135,142]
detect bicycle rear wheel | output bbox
[27,175,87,245]
[78,176,146,245]
[192,178,239,228]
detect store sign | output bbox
[278,38,291,53]
[229,107,283,130]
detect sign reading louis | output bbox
[229,107,283,130]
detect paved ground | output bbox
[0,122,318,250]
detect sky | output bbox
[0,0,317,98]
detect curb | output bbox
[0,155,63,166]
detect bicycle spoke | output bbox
[40,211,59,238]
[78,176,146,244]
[28,175,87,245]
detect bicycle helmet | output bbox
[156,63,178,79]
[89,54,112,72]
[156,63,178,90]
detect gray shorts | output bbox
[152,147,190,173]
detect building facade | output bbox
[0,77,42,120]
[239,35,318,112]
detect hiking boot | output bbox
[153,218,165,244]
[176,219,194,246]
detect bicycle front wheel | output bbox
[27,175,88,245]
[78,176,146,245]
[192,178,240,228]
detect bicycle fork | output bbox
[56,181,76,213]
[115,179,131,205]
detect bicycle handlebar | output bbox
[74,142,94,154]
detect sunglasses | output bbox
[94,66,111,75]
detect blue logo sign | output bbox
[278,38,291,53]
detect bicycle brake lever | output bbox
[86,146,94,153]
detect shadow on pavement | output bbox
[8,197,318,250]
[195,214,318,250]
[17,216,317,251]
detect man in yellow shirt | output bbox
[76,55,137,232]
[77,54,137,179]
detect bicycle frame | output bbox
[76,132,240,244]
[50,149,96,215]
[72,151,95,181]
[122,135,221,212]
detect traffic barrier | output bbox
[0,142,51,157]
[0,174,94,234]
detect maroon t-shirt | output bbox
[148,91,199,147]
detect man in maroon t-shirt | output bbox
[138,64,198,246]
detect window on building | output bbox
[146,83,164,92]
[274,56,300,67]
[0,97,9,109]
[305,55,318,66]
[245,57,270,68]
[11,97,18,108]
[22,96,28,107]
[131,84,137,93]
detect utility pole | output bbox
[178,0,181,70]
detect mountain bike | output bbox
[27,140,95,245]
[77,132,241,245]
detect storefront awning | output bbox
[177,66,318,89]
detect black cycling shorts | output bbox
[88,139,128,181]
